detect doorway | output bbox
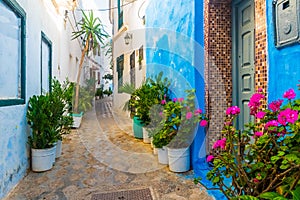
[232,0,255,130]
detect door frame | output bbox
[41,31,52,94]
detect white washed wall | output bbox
[112,0,148,112]
[0,0,81,198]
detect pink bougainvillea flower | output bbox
[265,120,279,130]
[258,88,263,93]
[226,106,240,115]
[159,112,163,116]
[173,98,177,102]
[186,112,193,119]
[254,131,263,137]
[256,111,266,119]
[278,108,298,125]
[161,99,166,105]
[224,121,232,126]
[213,138,226,149]
[200,120,208,127]
[206,155,214,162]
[194,108,202,115]
[269,99,283,112]
[253,178,259,183]
[178,97,184,102]
[248,93,265,115]
[219,138,227,149]
[283,89,296,100]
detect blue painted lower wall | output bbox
[267,2,300,102]
[145,0,207,170]
[0,105,29,199]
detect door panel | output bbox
[233,0,255,130]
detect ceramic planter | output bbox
[157,146,168,165]
[142,127,151,143]
[71,112,83,128]
[133,116,143,139]
[167,147,190,172]
[153,147,158,155]
[31,146,56,172]
[150,137,154,148]
[55,140,62,158]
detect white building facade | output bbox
[109,0,149,112]
[0,0,85,198]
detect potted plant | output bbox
[133,72,171,142]
[71,78,95,128]
[50,78,73,158]
[154,89,208,172]
[27,94,58,172]
[71,10,108,116]
[95,86,103,100]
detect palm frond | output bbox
[119,83,136,94]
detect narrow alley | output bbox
[5,97,212,200]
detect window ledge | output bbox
[112,25,128,42]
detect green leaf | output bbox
[274,197,288,200]
[271,156,280,163]
[212,176,220,183]
[285,154,298,162]
[259,192,283,199]
[278,151,285,156]
[292,186,300,200]
[236,195,259,200]
[280,164,290,170]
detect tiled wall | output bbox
[204,0,232,151]
[204,0,268,152]
[254,0,268,103]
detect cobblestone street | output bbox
[5,97,212,200]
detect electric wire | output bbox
[75,0,137,12]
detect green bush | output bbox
[204,87,300,199]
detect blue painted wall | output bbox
[0,106,29,199]
[267,2,300,102]
[145,0,206,168]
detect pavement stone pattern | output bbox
[4,97,213,200]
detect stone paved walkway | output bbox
[4,97,213,200]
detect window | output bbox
[116,55,124,93]
[118,0,124,29]
[138,45,143,70]
[41,32,52,94]
[130,51,135,87]
[0,0,26,107]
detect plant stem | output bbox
[74,34,91,113]
[262,164,300,193]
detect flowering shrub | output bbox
[205,87,300,199]
[152,89,208,148]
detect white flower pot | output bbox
[55,140,62,158]
[31,146,56,172]
[167,147,190,172]
[150,137,154,148]
[143,127,151,144]
[153,147,158,155]
[157,146,168,165]
[71,112,83,128]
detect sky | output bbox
[78,0,112,35]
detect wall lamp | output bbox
[124,32,132,45]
